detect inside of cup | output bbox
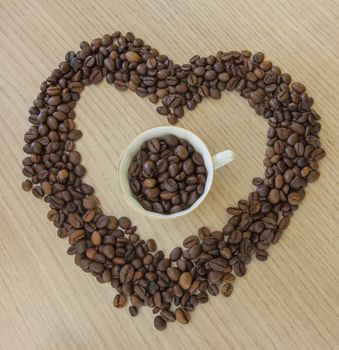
[119,126,214,219]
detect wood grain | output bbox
[0,0,338,349]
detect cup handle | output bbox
[212,150,234,170]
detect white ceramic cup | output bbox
[119,126,234,219]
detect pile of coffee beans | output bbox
[22,31,325,331]
[128,134,207,214]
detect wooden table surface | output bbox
[1,0,339,349]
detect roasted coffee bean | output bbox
[120,264,134,283]
[118,216,131,229]
[207,270,223,284]
[83,195,99,209]
[234,262,246,277]
[90,261,105,273]
[154,316,167,331]
[175,307,190,324]
[22,179,33,191]
[221,283,233,297]
[179,272,192,290]
[91,231,101,246]
[197,291,208,303]
[170,247,182,261]
[256,250,268,261]
[174,145,189,160]
[143,160,156,177]
[268,188,280,204]
[183,235,199,248]
[167,267,180,282]
[160,309,176,322]
[223,273,236,284]
[208,284,219,296]
[129,306,138,317]
[147,138,161,153]
[113,294,126,308]
[32,186,44,198]
[146,239,157,252]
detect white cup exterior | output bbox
[119,126,233,219]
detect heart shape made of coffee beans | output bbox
[22,31,325,331]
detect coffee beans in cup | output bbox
[128,135,207,214]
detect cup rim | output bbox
[118,126,214,220]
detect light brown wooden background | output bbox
[0,0,338,349]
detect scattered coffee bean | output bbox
[221,283,233,297]
[175,307,190,324]
[22,179,32,191]
[154,316,167,331]
[129,306,138,317]
[146,239,157,252]
[113,294,126,308]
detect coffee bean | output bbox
[221,283,233,297]
[163,179,178,192]
[179,272,192,290]
[96,215,108,229]
[307,170,320,183]
[291,82,306,94]
[83,195,99,209]
[113,294,126,308]
[154,316,167,330]
[209,257,228,272]
[311,148,325,161]
[208,284,219,296]
[170,247,182,261]
[90,261,105,273]
[288,192,301,205]
[256,250,268,261]
[118,217,131,229]
[143,178,157,188]
[147,138,161,153]
[156,159,168,173]
[183,235,199,248]
[120,264,134,283]
[143,160,156,177]
[168,163,179,178]
[268,188,280,204]
[68,213,83,229]
[125,51,140,63]
[32,186,44,198]
[250,89,265,103]
[129,306,138,317]
[223,273,236,283]
[91,231,101,246]
[102,245,115,259]
[159,310,175,322]
[183,159,195,175]
[207,270,223,284]
[146,239,157,252]
[22,179,32,191]
[90,69,103,84]
[234,262,246,277]
[130,295,144,308]
[197,291,208,303]
[174,145,189,160]
[175,307,190,324]
[156,106,170,116]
